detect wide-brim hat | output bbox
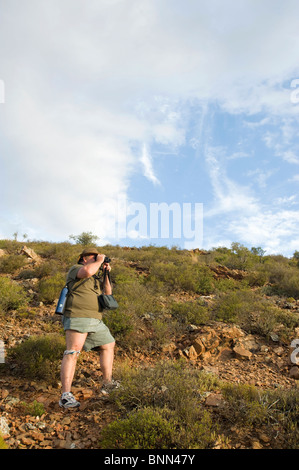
[78,247,99,261]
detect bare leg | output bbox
[99,341,115,383]
[60,330,87,393]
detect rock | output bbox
[201,365,219,375]
[186,324,199,332]
[192,337,205,356]
[161,342,177,354]
[20,435,35,446]
[289,366,299,380]
[188,345,198,361]
[273,347,284,356]
[20,246,41,263]
[233,345,252,360]
[236,335,261,353]
[54,439,67,449]
[200,330,220,350]
[205,393,223,407]
[0,416,10,437]
[0,389,9,400]
[251,439,263,449]
[209,264,246,280]
[258,433,271,444]
[31,431,44,442]
[218,348,234,361]
[270,333,279,342]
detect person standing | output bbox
[59,248,118,409]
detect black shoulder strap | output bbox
[67,276,90,293]
[102,269,112,293]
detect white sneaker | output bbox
[59,392,80,409]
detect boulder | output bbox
[192,337,206,356]
[20,245,41,263]
[233,345,252,360]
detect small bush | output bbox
[259,260,299,298]
[100,360,220,449]
[221,383,267,425]
[0,434,8,449]
[103,309,134,340]
[38,272,65,303]
[212,289,299,339]
[22,400,45,417]
[99,407,179,449]
[147,262,214,295]
[34,260,65,279]
[112,360,220,417]
[0,254,27,274]
[171,300,211,325]
[8,334,65,384]
[221,384,299,446]
[99,406,217,449]
[0,277,29,313]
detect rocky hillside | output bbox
[1,240,299,450]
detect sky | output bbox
[1,0,299,256]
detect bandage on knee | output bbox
[63,349,80,356]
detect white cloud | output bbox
[140,143,160,186]
[201,144,299,256]
[275,195,297,206]
[228,210,299,255]
[246,168,276,188]
[204,146,259,217]
[1,0,299,248]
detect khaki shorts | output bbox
[62,316,115,351]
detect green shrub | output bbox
[31,241,76,265]
[0,254,27,274]
[99,407,179,449]
[214,277,247,292]
[0,434,8,449]
[34,260,65,279]
[110,263,139,284]
[170,300,211,325]
[0,277,29,312]
[99,406,217,449]
[147,262,214,294]
[101,360,220,449]
[246,266,270,287]
[112,360,220,417]
[22,400,45,417]
[38,272,65,303]
[114,280,160,318]
[103,309,134,341]
[259,260,299,298]
[8,334,65,384]
[212,290,250,323]
[212,289,299,339]
[221,383,268,425]
[221,383,299,446]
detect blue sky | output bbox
[1,0,299,256]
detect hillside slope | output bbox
[1,240,299,449]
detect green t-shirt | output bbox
[64,264,103,319]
